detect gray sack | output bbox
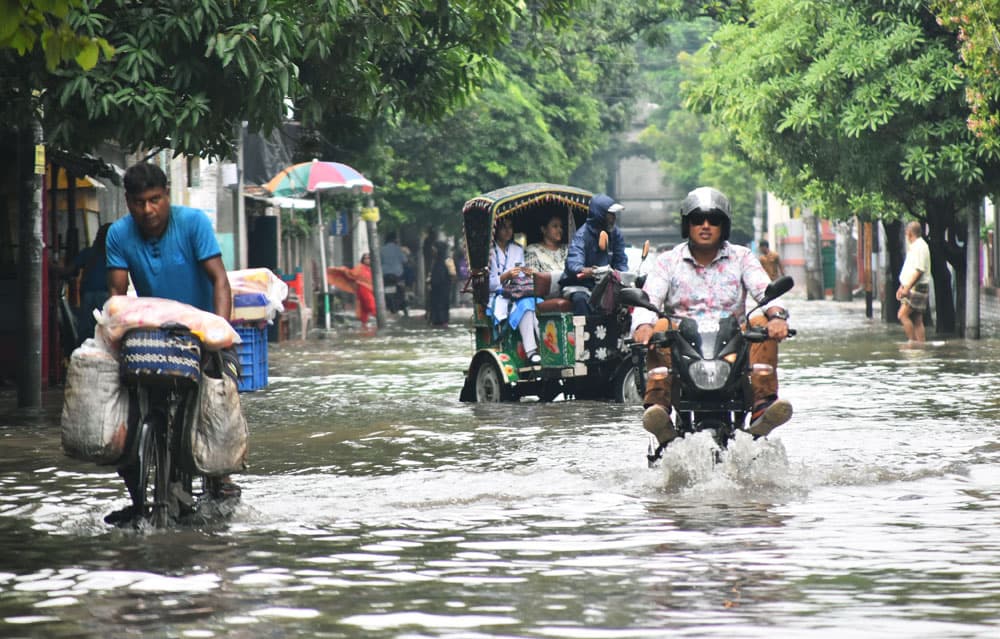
[60,339,130,465]
[183,372,249,476]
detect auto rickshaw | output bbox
[458,183,648,403]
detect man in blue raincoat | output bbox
[560,193,629,315]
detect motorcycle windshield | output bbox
[681,315,738,359]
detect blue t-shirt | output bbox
[105,205,222,312]
[72,246,107,293]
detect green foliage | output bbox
[3,0,550,161]
[370,0,648,234]
[931,0,1000,162]
[0,0,113,70]
[636,18,763,238]
[683,0,999,219]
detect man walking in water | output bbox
[896,221,932,343]
[757,239,785,281]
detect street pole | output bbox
[18,120,44,407]
[316,191,331,330]
[361,202,387,329]
[863,220,873,319]
[966,204,980,339]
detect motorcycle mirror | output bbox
[762,275,795,303]
[641,240,650,259]
[598,230,608,252]
[619,287,658,312]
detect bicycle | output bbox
[109,325,232,528]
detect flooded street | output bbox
[3,298,1000,638]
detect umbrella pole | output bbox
[317,192,331,330]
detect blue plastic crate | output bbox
[233,325,268,392]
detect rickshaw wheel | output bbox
[612,364,643,404]
[474,360,513,402]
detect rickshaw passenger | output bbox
[561,194,628,314]
[487,217,542,365]
[525,212,568,298]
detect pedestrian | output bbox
[380,231,407,315]
[353,253,376,327]
[63,223,112,346]
[326,253,376,328]
[631,186,793,447]
[757,238,785,281]
[896,220,932,343]
[453,239,470,307]
[104,162,239,522]
[428,241,454,327]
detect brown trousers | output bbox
[643,315,778,410]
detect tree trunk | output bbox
[927,205,960,336]
[834,219,854,301]
[18,121,44,407]
[882,219,904,325]
[802,208,824,299]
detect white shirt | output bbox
[900,236,931,287]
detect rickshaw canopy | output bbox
[462,183,592,272]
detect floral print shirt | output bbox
[631,241,776,330]
[524,243,568,274]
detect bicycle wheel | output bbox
[133,414,171,528]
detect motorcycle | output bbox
[620,275,795,466]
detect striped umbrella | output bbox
[263,159,374,196]
[263,159,374,331]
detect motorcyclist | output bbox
[561,194,628,315]
[630,187,792,446]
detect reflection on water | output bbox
[2,302,1000,637]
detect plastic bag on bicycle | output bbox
[181,354,249,476]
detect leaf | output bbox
[75,40,100,70]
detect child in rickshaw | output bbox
[487,217,542,365]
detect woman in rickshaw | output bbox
[487,217,542,365]
[525,212,568,281]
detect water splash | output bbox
[655,431,796,497]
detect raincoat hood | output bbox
[586,194,623,230]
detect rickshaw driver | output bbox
[630,186,793,447]
[561,194,629,315]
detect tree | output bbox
[2,1,560,160]
[367,0,650,235]
[683,0,1000,333]
[637,19,763,240]
[931,0,1000,159]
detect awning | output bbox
[244,189,315,210]
[54,171,106,190]
[266,196,315,210]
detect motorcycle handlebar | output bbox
[642,325,796,348]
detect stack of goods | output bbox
[97,295,241,351]
[228,268,289,323]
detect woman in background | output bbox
[428,241,454,327]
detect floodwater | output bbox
[2,298,1000,638]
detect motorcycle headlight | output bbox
[688,360,731,390]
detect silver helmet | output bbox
[680,187,731,241]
